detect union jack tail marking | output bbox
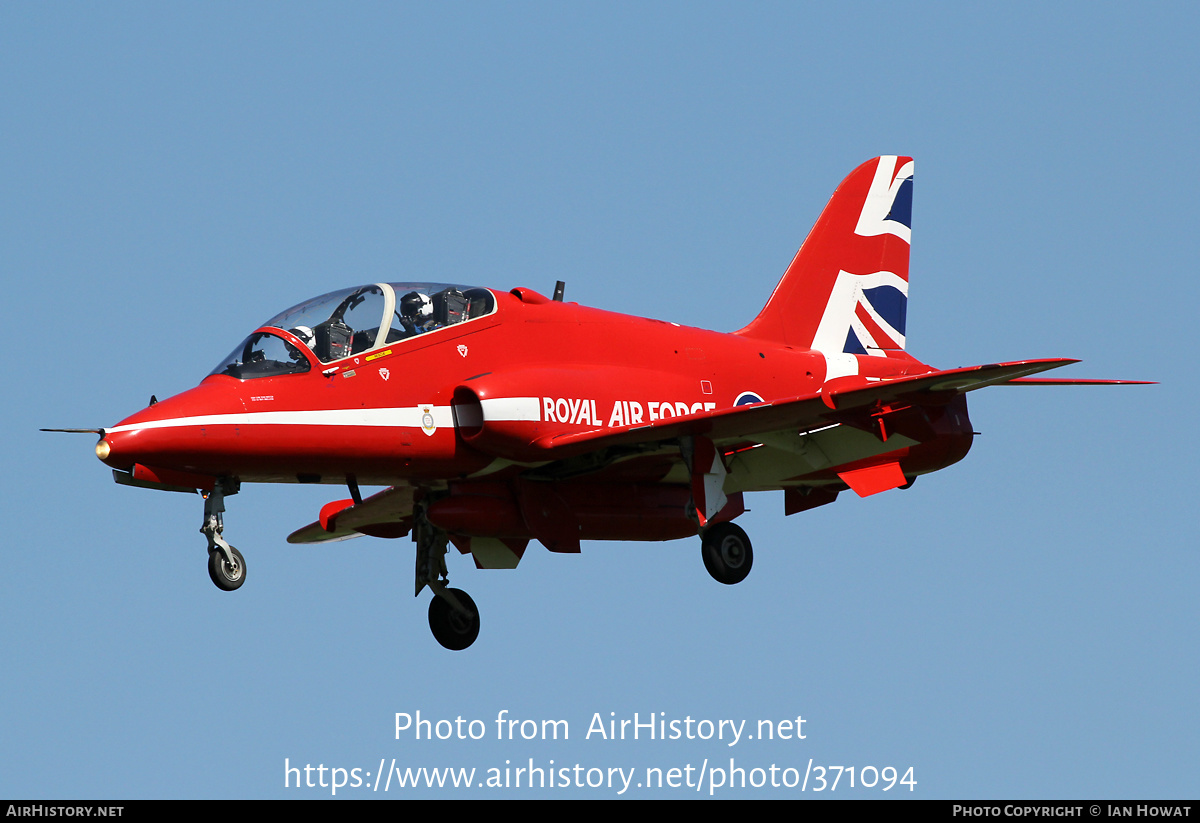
[738,156,914,366]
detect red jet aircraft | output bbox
[47,156,1142,650]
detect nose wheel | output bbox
[200,479,245,592]
[701,521,753,584]
[208,546,246,591]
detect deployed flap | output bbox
[838,461,907,497]
[287,486,416,544]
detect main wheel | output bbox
[701,522,753,585]
[208,546,246,591]
[428,588,480,651]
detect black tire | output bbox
[208,546,246,591]
[701,522,753,585]
[428,588,480,651]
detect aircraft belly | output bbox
[659,461,691,484]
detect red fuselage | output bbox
[98,287,973,508]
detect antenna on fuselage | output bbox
[552,281,565,302]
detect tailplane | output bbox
[738,156,913,357]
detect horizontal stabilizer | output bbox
[1002,377,1155,386]
[532,359,1084,459]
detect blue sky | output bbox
[3,2,1196,798]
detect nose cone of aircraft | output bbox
[96,381,246,474]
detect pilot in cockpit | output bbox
[289,325,316,349]
[399,291,438,336]
[287,325,316,362]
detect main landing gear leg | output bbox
[413,502,479,651]
[201,478,245,591]
[682,434,752,585]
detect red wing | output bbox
[285,359,1145,542]
[287,485,416,544]
[529,359,1089,458]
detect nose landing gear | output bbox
[201,479,245,591]
[208,545,246,591]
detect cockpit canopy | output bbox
[210,282,496,380]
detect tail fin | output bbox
[737,156,913,356]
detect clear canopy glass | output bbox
[210,332,312,380]
[209,282,496,379]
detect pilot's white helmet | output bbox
[401,291,433,320]
[289,325,316,348]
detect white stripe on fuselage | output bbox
[106,398,547,434]
[481,396,541,422]
[106,407,454,433]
